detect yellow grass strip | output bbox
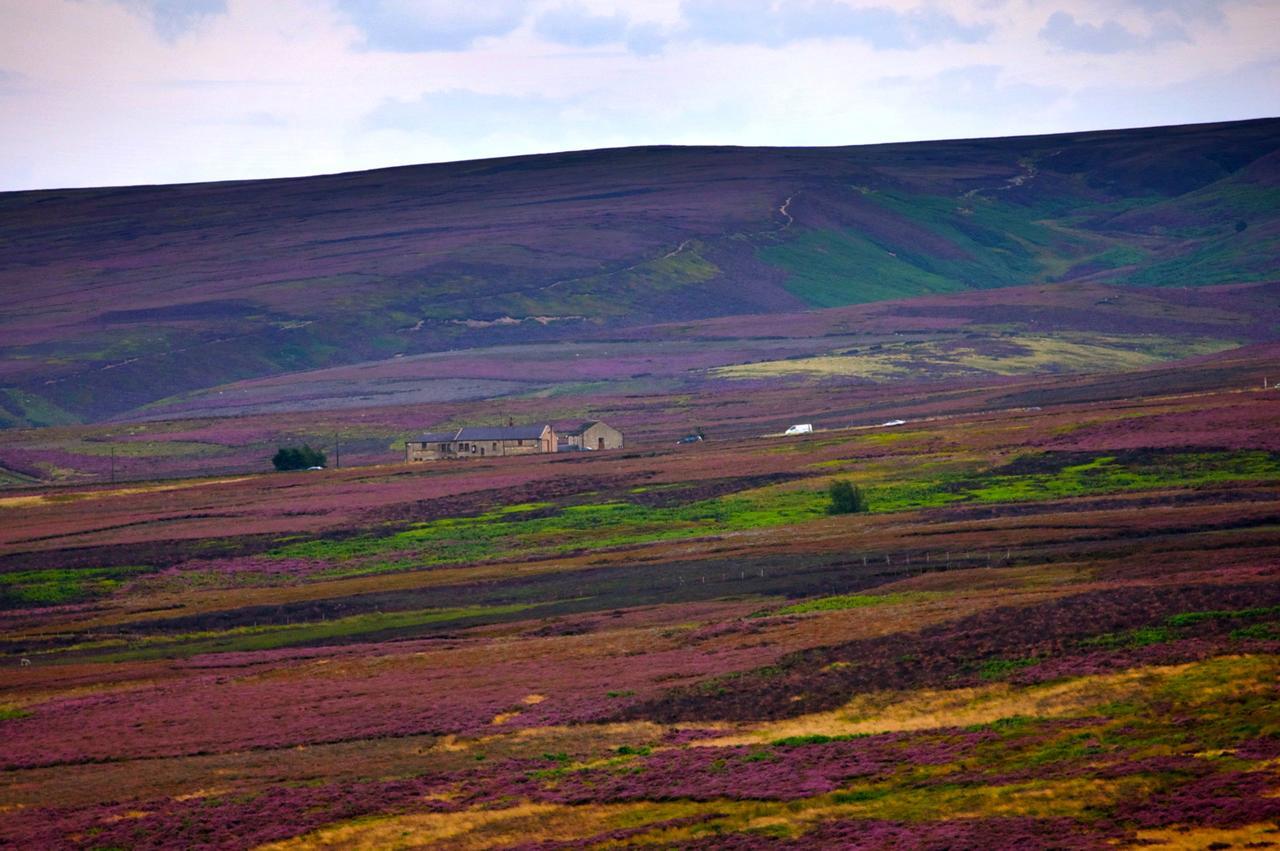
[0,477,251,509]
[712,335,1233,381]
[1130,823,1280,849]
[255,800,703,851]
[260,769,1162,851]
[620,776,1154,846]
[172,787,229,802]
[257,802,561,850]
[434,721,711,757]
[699,663,1201,747]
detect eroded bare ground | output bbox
[1,362,1279,849]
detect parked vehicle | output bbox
[881,419,906,427]
[783,423,813,435]
[676,434,704,444]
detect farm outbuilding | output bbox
[405,424,557,462]
[560,421,623,451]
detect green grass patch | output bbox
[1084,605,1280,650]
[67,603,536,662]
[761,228,965,307]
[1088,245,1149,268]
[269,487,830,576]
[966,715,1037,734]
[1081,626,1174,650]
[831,787,893,804]
[772,733,869,747]
[259,450,1280,581]
[0,388,80,429]
[1165,606,1280,628]
[775,591,941,616]
[0,565,153,609]
[762,188,1093,309]
[978,657,1040,681]
[67,440,228,458]
[616,745,652,756]
[868,450,1280,513]
[1232,622,1280,640]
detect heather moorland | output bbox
[2,119,1279,849]
[2,336,1279,847]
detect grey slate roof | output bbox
[415,430,461,444]
[413,424,552,444]
[457,424,549,441]
[561,421,599,436]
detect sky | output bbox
[0,0,1277,191]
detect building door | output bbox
[598,437,605,449]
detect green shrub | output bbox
[272,444,326,471]
[827,480,868,514]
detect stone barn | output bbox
[406,424,556,462]
[405,430,462,462]
[560,421,623,451]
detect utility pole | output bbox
[334,432,340,469]
[110,446,116,485]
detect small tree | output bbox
[827,479,867,515]
[272,444,326,471]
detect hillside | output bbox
[1,117,1278,426]
[0,280,1275,487]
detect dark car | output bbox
[676,434,704,444]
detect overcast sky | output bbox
[1,0,1277,191]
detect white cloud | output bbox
[534,3,629,46]
[1122,0,1230,23]
[679,0,992,49]
[1064,57,1280,127]
[98,0,228,40]
[1040,9,1188,53]
[333,0,532,52]
[0,0,1274,189]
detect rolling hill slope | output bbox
[1,117,1277,426]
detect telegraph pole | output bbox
[334,432,340,469]
[110,446,115,485]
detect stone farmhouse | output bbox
[405,424,556,462]
[559,421,624,451]
[405,420,625,463]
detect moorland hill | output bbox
[1,116,1277,425]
